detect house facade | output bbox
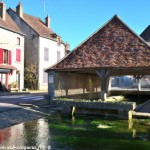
[8,2,70,90]
[0,2,25,91]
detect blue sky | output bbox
[4,0,150,50]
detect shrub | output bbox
[24,63,38,90]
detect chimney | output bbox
[16,2,23,18]
[65,42,70,54]
[45,15,50,28]
[0,2,6,20]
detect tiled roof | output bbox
[23,13,55,39]
[46,15,150,71]
[9,8,64,41]
[0,11,22,34]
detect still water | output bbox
[0,115,150,150]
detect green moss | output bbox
[48,116,150,150]
[51,136,150,150]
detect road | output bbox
[0,93,46,105]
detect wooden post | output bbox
[137,79,141,91]
[128,110,133,120]
[107,77,111,95]
[6,73,8,90]
[96,69,111,101]
[134,75,143,102]
[134,75,143,91]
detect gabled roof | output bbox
[0,11,23,34]
[9,8,63,41]
[46,15,150,71]
[23,13,55,39]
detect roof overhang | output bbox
[0,26,25,36]
[46,67,150,76]
[0,64,17,73]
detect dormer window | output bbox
[57,37,61,46]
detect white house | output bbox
[8,2,70,90]
[0,2,25,91]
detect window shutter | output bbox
[57,51,61,62]
[8,51,12,65]
[0,48,3,64]
[16,49,21,62]
[44,48,49,61]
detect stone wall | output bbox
[51,99,136,119]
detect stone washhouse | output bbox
[46,15,150,102]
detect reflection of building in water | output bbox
[0,123,24,146]
[36,119,50,148]
[0,128,11,144]
[128,120,137,139]
[0,119,51,148]
[132,129,136,139]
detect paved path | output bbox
[0,93,45,105]
[0,103,21,112]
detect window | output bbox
[57,37,61,46]
[16,49,21,62]
[0,49,12,64]
[17,37,20,45]
[43,69,48,83]
[44,48,49,61]
[57,50,61,62]
[3,49,8,64]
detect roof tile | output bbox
[47,15,150,71]
[0,11,22,33]
[23,13,55,39]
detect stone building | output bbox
[8,2,70,90]
[0,2,25,91]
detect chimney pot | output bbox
[16,2,23,18]
[0,2,6,20]
[45,15,50,28]
[65,42,70,54]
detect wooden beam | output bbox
[96,69,111,101]
[134,75,144,91]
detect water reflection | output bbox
[0,117,150,150]
[0,119,51,150]
[36,119,50,148]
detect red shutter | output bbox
[0,48,3,64]
[16,49,21,62]
[8,51,12,65]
